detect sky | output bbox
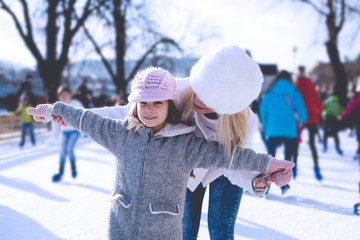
[0,0,359,73]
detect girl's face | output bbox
[193,93,215,114]
[59,91,72,103]
[137,101,169,133]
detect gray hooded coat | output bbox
[52,102,273,240]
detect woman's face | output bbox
[137,101,169,133]
[193,93,214,114]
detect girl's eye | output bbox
[139,102,146,105]
[155,101,162,104]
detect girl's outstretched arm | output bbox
[182,134,294,187]
[28,102,126,154]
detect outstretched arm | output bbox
[182,134,294,188]
[27,103,126,154]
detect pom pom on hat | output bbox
[189,45,263,115]
[128,67,178,104]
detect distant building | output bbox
[309,56,360,93]
[258,64,278,95]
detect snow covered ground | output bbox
[0,128,359,239]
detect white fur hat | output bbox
[189,45,263,115]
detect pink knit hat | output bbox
[128,67,178,104]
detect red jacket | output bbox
[295,77,322,125]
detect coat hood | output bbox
[155,123,196,137]
[327,95,339,103]
[296,77,314,88]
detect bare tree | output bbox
[81,0,182,92]
[0,0,106,102]
[293,0,360,105]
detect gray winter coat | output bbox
[52,102,272,240]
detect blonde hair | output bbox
[181,87,248,157]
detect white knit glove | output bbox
[27,104,54,122]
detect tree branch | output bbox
[82,22,116,79]
[294,0,327,15]
[126,37,183,82]
[0,0,43,63]
[336,0,346,33]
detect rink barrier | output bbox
[0,114,50,141]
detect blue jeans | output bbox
[59,130,80,165]
[19,123,35,147]
[183,175,243,240]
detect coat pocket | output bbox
[111,193,132,208]
[149,203,180,216]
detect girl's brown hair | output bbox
[126,100,181,131]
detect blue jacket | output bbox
[260,79,307,138]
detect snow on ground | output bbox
[0,128,359,240]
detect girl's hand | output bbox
[53,115,67,126]
[27,104,54,122]
[253,159,295,188]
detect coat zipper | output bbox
[131,131,152,239]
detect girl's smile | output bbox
[137,101,169,133]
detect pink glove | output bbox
[253,159,295,188]
[27,104,54,122]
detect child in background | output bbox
[28,67,294,239]
[321,94,344,155]
[14,93,36,148]
[51,86,84,182]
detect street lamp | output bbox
[292,46,298,75]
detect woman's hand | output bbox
[253,159,295,188]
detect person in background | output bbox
[86,90,95,108]
[17,74,35,106]
[51,86,84,182]
[94,89,111,107]
[295,65,323,181]
[338,90,360,160]
[321,94,344,155]
[260,70,307,194]
[13,93,36,148]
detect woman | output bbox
[259,70,307,194]
[178,45,267,240]
[295,66,323,181]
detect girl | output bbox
[28,67,294,239]
[52,86,84,182]
[14,93,36,148]
[321,94,344,155]
[260,70,307,194]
